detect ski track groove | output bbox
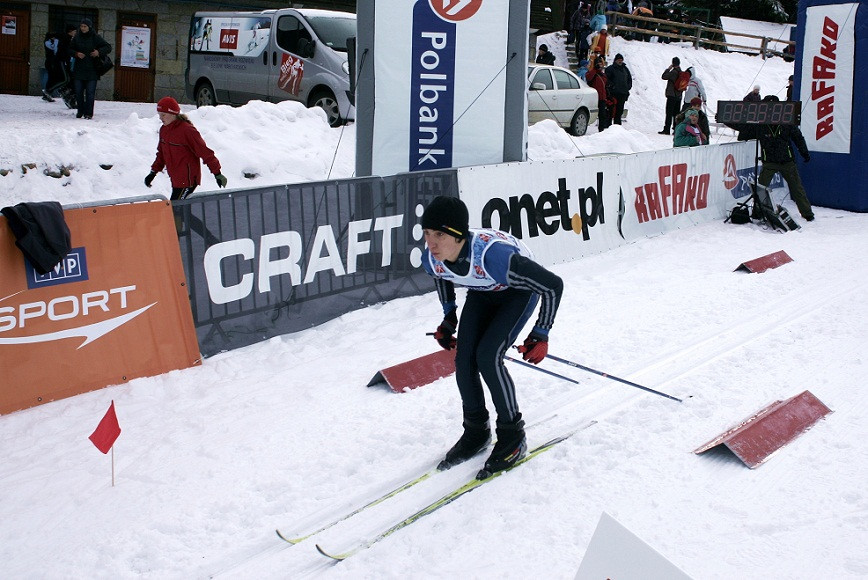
[212,277,862,573]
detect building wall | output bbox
[23,0,547,106]
[24,0,353,105]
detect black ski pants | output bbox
[455,288,538,424]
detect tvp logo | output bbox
[26,247,89,290]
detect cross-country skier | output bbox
[421,196,564,479]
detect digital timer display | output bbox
[715,100,801,125]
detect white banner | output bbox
[457,142,757,267]
[371,0,517,175]
[801,3,857,153]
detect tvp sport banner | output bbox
[0,200,200,415]
[795,1,866,211]
[355,0,530,177]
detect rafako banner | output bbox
[175,172,458,357]
[0,200,200,415]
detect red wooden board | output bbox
[367,350,456,393]
[694,390,832,468]
[735,250,793,273]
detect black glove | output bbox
[803,153,810,163]
[433,309,458,351]
[215,173,228,188]
[144,171,156,187]
[517,331,548,364]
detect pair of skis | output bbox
[276,420,596,560]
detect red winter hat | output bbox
[156,96,180,114]
[690,97,703,106]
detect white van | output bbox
[185,8,355,126]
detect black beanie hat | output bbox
[421,196,469,239]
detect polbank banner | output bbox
[175,172,459,357]
[355,0,530,177]
[0,199,200,415]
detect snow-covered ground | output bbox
[2,35,867,579]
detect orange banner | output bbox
[0,200,200,415]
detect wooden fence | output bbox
[606,12,795,61]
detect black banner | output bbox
[174,171,459,357]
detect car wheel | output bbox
[195,82,217,108]
[310,89,341,127]
[570,109,590,136]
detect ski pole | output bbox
[503,354,581,385]
[425,332,581,386]
[542,352,682,403]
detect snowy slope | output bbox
[1,35,867,579]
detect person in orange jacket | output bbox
[145,96,227,200]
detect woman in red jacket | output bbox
[145,96,227,200]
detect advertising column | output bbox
[356,0,530,177]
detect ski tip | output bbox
[275,529,304,545]
[316,543,349,561]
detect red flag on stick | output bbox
[89,401,121,454]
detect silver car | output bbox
[527,64,599,136]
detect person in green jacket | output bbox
[673,109,706,147]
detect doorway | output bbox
[114,12,157,103]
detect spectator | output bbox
[577,59,590,81]
[674,97,710,140]
[566,1,582,43]
[757,95,814,221]
[535,44,556,65]
[682,67,707,108]
[590,9,607,32]
[68,18,111,120]
[605,53,632,125]
[585,56,611,131]
[576,15,594,62]
[41,32,60,102]
[632,1,654,41]
[420,196,563,479]
[605,0,623,25]
[144,97,228,201]
[590,26,610,59]
[737,85,762,141]
[673,109,706,147]
[786,75,794,100]
[744,85,762,102]
[659,56,683,135]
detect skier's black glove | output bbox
[517,331,548,364]
[144,171,156,187]
[215,173,228,188]
[433,309,458,351]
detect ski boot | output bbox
[477,414,526,480]
[437,410,491,471]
